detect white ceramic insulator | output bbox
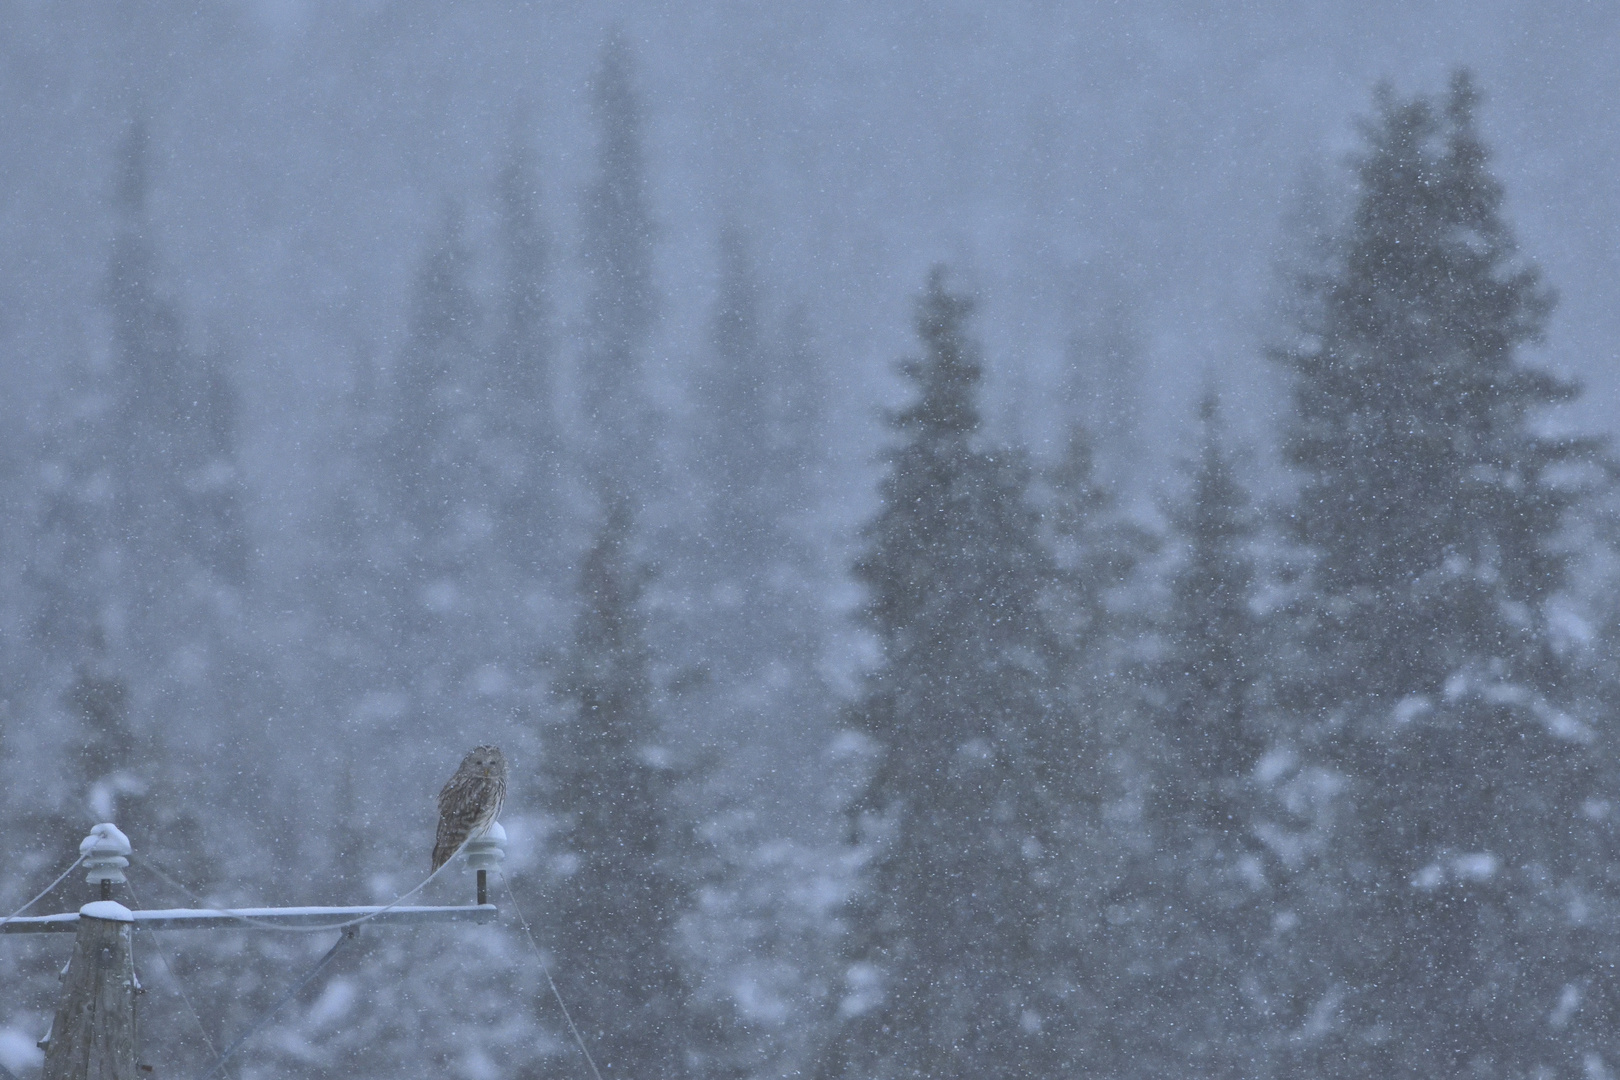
[81,822,132,885]
[464,821,506,871]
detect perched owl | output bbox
[432,745,508,871]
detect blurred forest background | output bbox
[4,3,1620,1079]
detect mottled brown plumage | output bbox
[432,745,508,871]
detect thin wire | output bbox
[497,869,607,1080]
[132,841,472,934]
[0,855,85,931]
[191,929,358,1080]
[123,875,221,1060]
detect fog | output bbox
[4,3,1620,1079]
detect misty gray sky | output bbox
[3,1,1616,507]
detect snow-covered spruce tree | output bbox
[1041,420,1155,685]
[385,203,496,711]
[675,224,835,819]
[542,499,714,1080]
[1156,390,1265,834]
[301,344,408,879]
[696,224,776,561]
[392,201,484,556]
[818,269,1079,1080]
[580,31,656,502]
[105,119,248,596]
[1036,417,1152,1033]
[491,126,563,579]
[1130,389,1275,1078]
[19,117,239,877]
[1043,284,1159,698]
[1272,72,1611,1078]
[1062,268,1149,490]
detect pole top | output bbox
[464,822,506,872]
[78,901,134,923]
[81,823,131,886]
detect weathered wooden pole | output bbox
[41,902,136,1080]
[42,825,137,1080]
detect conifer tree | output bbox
[1273,73,1611,1078]
[303,345,409,876]
[18,117,241,872]
[542,500,703,1080]
[581,32,656,498]
[1133,390,1273,1078]
[1063,270,1146,488]
[1043,422,1152,669]
[385,203,494,716]
[491,127,561,576]
[394,201,484,544]
[106,118,247,594]
[820,268,1078,1080]
[695,230,829,554]
[699,224,772,556]
[1157,391,1264,827]
[679,226,834,813]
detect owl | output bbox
[432,745,508,871]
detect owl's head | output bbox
[462,745,507,779]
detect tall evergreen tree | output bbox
[106,117,247,595]
[1030,414,1154,1080]
[1064,267,1147,489]
[16,117,244,873]
[580,32,656,499]
[303,344,411,874]
[1042,422,1152,669]
[386,202,493,712]
[1130,390,1274,1079]
[696,228,830,555]
[820,269,1079,1080]
[542,500,704,1080]
[1157,390,1265,828]
[393,201,484,545]
[678,226,835,822]
[1273,73,1611,1078]
[699,224,772,554]
[491,126,562,577]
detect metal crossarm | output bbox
[0,903,498,934]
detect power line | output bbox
[131,843,471,934]
[191,929,359,1080]
[123,874,221,1061]
[0,855,84,932]
[498,869,607,1080]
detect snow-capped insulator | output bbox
[81,823,132,887]
[464,822,506,873]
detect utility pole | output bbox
[43,825,136,1080]
[42,904,136,1080]
[4,823,500,1079]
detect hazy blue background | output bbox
[6,1,1615,510]
[4,5,1620,1078]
